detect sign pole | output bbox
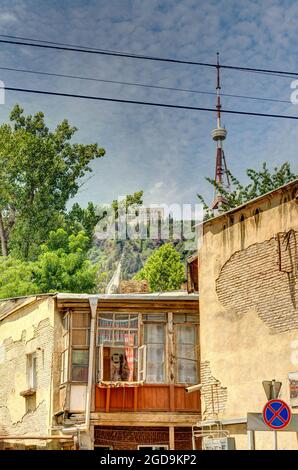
[272,380,278,450]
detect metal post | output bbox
[272,380,278,450]
[248,430,255,450]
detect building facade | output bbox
[198,179,298,449]
[0,292,200,450]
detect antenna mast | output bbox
[211,52,230,210]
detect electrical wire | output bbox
[2,85,298,120]
[1,34,298,78]
[0,65,291,104]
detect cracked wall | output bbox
[216,232,298,333]
[0,298,55,448]
[198,182,298,449]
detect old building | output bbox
[198,178,298,449]
[0,291,199,450]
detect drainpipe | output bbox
[60,296,98,447]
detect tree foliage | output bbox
[197,162,297,219]
[0,105,105,259]
[34,228,98,293]
[0,228,98,298]
[134,243,185,292]
[0,257,39,299]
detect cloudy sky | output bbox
[0,0,297,209]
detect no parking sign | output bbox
[262,399,292,430]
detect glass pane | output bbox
[185,314,199,323]
[177,359,197,383]
[114,315,129,329]
[143,314,166,321]
[173,314,186,323]
[72,312,90,328]
[144,324,164,343]
[98,329,113,344]
[114,330,126,344]
[146,344,164,383]
[177,343,196,361]
[72,329,90,346]
[130,315,138,329]
[72,366,88,382]
[72,350,89,366]
[176,325,196,344]
[98,313,113,328]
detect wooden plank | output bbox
[169,426,175,450]
[90,411,200,426]
[105,388,110,413]
[134,387,138,412]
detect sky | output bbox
[0,0,297,210]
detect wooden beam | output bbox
[90,412,200,427]
[169,426,175,450]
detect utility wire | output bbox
[0,38,215,67]
[1,35,298,78]
[2,85,298,120]
[0,65,291,104]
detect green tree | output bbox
[197,162,297,219]
[134,243,185,292]
[111,190,144,219]
[0,257,39,299]
[34,228,97,293]
[0,105,105,259]
[64,202,101,243]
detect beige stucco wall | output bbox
[199,182,298,449]
[0,297,56,448]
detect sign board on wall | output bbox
[289,372,298,408]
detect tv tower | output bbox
[211,52,230,210]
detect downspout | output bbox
[60,296,98,445]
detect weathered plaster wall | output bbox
[0,297,55,448]
[199,183,298,449]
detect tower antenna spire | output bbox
[211,51,230,211]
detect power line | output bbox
[0,38,215,68]
[2,85,298,120]
[0,65,291,104]
[1,34,298,78]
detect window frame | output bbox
[60,311,70,384]
[26,352,37,390]
[143,321,166,384]
[174,321,199,385]
[97,312,140,384]
[70,311,90,383]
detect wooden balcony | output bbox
[95,384,200,413]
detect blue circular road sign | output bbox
[263,399,291,430]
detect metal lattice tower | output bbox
[211,52,230,210]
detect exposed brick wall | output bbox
[119,280,149,293]
[200,361,227,419]
[94,426,197,450]
[0,318,54,448]
[216,232,298,333]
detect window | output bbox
[71,312,90,382]
[175,325,198,384]
[72,312,90,346]
[61,312,69,384]
[97,313,139,382]
[72,350,89,382]
[27,353,37,389]
[144,323,165,383]
[138,445,168,450]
